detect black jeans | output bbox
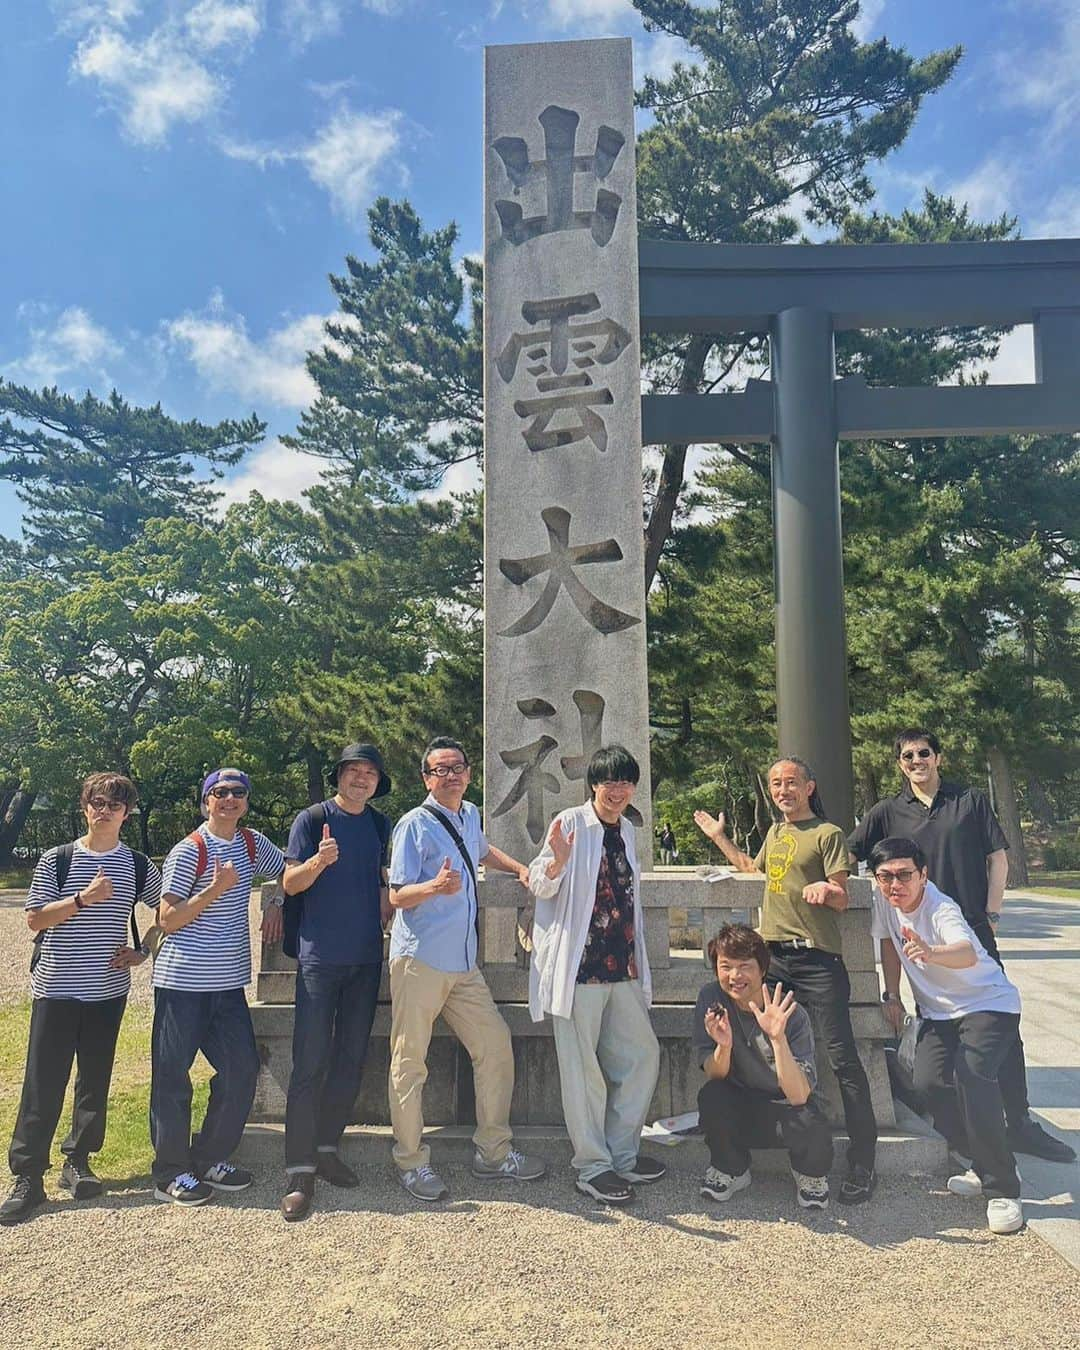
[767,944,878,1171]
[8,995,127,1179]
[150,987,259,1184]
[285,961,381,1171]
[968,915,1029,1127]
[698,1077,834,1178]
[914,1012,1021,1199]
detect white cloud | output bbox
[186,0,262,51]
[1032,186,1080,239]
[300,108,403,220]
[74,26,223,144]
[218,436,330,507]
[4,305,122,388]
[635,30,691,83]
[943,156,1020,222]
[280,0,402,45]
[542,0,635,28]
[52,0,142,32]
[996,0,1080,140]
[851,0,886,42]
[166,294,328,408]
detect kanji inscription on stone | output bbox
[492,105,625,247]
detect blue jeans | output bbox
[285,962,381,1170]
[150,987,259,1183]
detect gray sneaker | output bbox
[471,1147,546,1181]
[399,1165,449,1202]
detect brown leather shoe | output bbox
[281,1172,315,1222]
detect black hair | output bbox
[707,924,770,977]
[868,836,928,873]
[768,756,827,820]
[421,737,469,775]
[893,728,941,758]
[586,744,640,792]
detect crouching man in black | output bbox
[694,924,833,1210]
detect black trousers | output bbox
[8,995,127,1179]
[913,1012,1021,1199]
[767,944,878,1171]
[968,915,1029,1127]
[698,1076,834,1178]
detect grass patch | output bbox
[0,867,33,889]
[1026,887,1080,900]
[0,1002,211,1186]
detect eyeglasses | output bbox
[599,780,635,790]
[874,868,919,886]
[900,748,934,763]
[208,786,249,799]
[88,798,126,811]
[424,763,468,778]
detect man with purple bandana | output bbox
[147,768,284,1207]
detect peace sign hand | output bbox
[748,982,798,1041]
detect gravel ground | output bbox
[2,891,1078,1350]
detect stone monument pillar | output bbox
[483,38,652,904]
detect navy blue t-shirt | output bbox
[285,800,387,965]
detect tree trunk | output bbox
[306,747,325,806]
[1025,773,1056,828]
[856,765,880,820]
[986,746,1029,888]
[0,789,36,869]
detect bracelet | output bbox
[72,892,84,911]
[987,911,1000,925]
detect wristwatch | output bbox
[881,992,901,1004]
[987,911,1000,925]
[72,892,85,910]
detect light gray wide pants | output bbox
[552,980,660,1182]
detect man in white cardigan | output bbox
[527,745,664,1204]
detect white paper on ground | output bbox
[641,1110,701,1145]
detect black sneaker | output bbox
[0,1176,46,1225]
[154,1172,214,1206]
[201,1161,253,1191]
[574,1170,634,1205]
[838,1163,877,1205]
[1008,1116,1076,1164]
[315,1153,360,1189]
[59,1160,103,1200]
[615,1154,667,1184]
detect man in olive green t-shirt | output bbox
[694,758,878,1204]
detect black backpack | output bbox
[282,803,392,960]
[30,843,151,972]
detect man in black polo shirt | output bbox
[848,727,1074,1164]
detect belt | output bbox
[770,937,815,951]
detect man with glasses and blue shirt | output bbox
[387,736,546,1202]
[849,728,1074,1165]
[148,768,285,1207]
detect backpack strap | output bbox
[370,807,391,868]
[54,842,76,893]
[282,803,327,961]
[420,804,480,943]
[239,826,257,866]
[187,829,209,882]
[33,842,147,967]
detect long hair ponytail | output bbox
[769,756,828,821]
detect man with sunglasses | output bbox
[387,737,545,1202]
[1,773,161,1225]
[849,729,1074,1164]
[869,837,1024,1234]
[148,768,285,1206]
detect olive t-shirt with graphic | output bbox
[753,819,851,955]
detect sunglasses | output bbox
[208,786,249,799]
[900,748,935,763]
[874,868,920,886]
[88,798,126,811]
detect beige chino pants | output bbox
[388,955,515,1172]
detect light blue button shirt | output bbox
[388,794,488,973]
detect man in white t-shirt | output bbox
[148,768,284,1207]
[1,773,161,1226]
[870,836,1023,1235]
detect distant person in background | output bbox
[849,728,1074,1165]
[148,768,285,1208]
[693,924,832,1210]
[658,822,677,866]
[278,743,393,1222]
[694,757,878,1204]
[870,836,1025,1234]
[528,745,663,1206]
[1,773,160,1226]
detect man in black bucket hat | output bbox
[279,742,394,1220]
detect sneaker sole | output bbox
[798,1195,829,1210]
[59,1178,104,1200]
[153,1186,214,1206]
[989,1216,1025,1235]
[700,1175,751,1203]
[203,1178,253,1191]
[399,1180,449,1202]
[470,1168,546,1181]
[575,1181,633,1205]
[0,1200,45,1225]
[616,1171,667,1185]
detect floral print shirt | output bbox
[577,821,637,984]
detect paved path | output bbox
[996,890,1080,1269]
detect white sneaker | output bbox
[948,1165,1022,1198]
[398,1165,449,1202]
[791,1168,830,1210]
[699,1167,751,1202]
[987,1197,1024,1234]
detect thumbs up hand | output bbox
[207,856,239,899]
[317,822,339,869]
[82,866,113,906]
[430,855,462,896]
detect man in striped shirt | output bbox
[1,773,161,1226]
[148,768,284,1207]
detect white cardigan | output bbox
[526,801,653,1022]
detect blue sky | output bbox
[3,0,1077,540]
